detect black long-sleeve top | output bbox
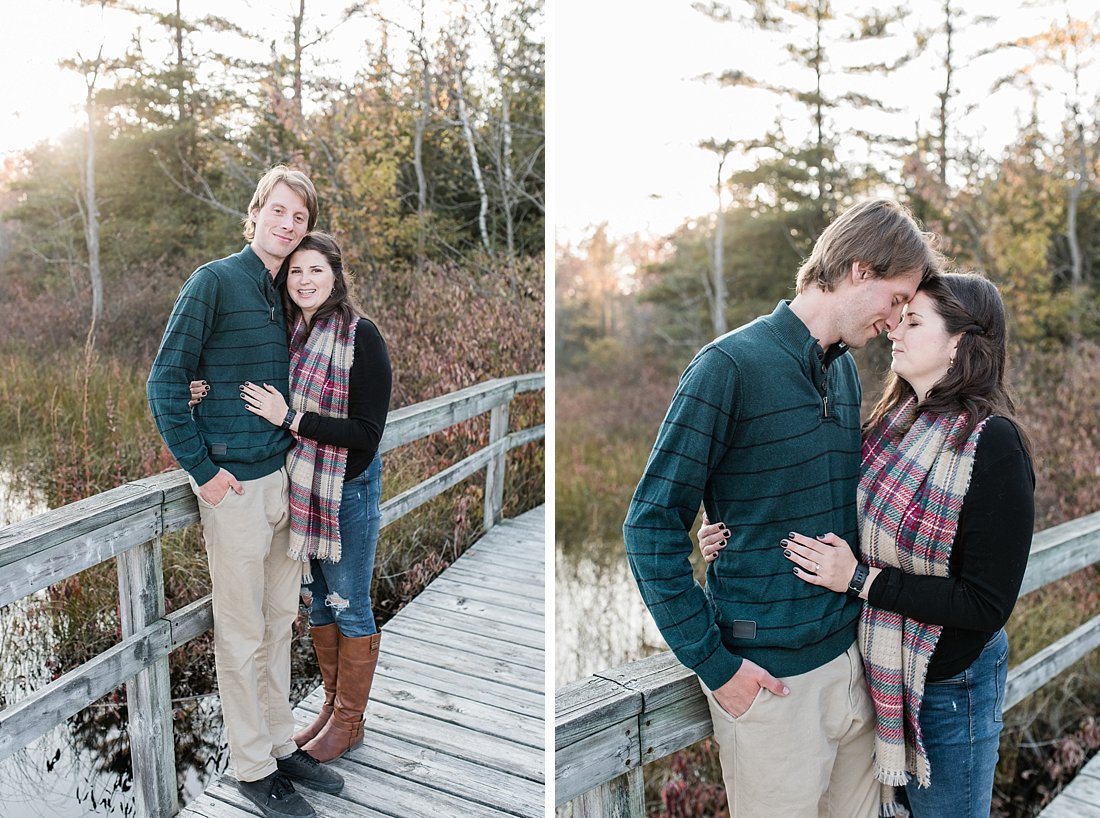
[295,317,392,481]
[866,416,1035,681]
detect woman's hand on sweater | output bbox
[783,531,858,594]
[697,512,729,563]
[713,658,790,718]
[187,380,209,408]
[241,382,289,427]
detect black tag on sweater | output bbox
[730,620,757,640]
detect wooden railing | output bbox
[0,373,543,818]
[555,509,1100,815]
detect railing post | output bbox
[574,768,645,818]
[483,399,510,531]
[117,533,178,817]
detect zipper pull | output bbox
[823,394,829,418]
[271,305,275,322]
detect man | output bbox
[148,166,343,818]
[624,200,943,817]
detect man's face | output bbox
[250,181,310,268]
[834,265,924,349]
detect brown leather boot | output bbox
[303,630,381,762]
[293,623,340,747]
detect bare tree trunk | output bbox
[79,62,103,344]
[1067,110,1086,347]
[412,5,431,269]
[712,154,727,337]
[175,0,186,123]
[937,0,955,184]
[456,64,492,253]
[484,1,516,261]
[292,0,305,121]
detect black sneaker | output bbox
[277,748,345,795]
[236,771,315,818]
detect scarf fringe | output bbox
[875,768,912,787]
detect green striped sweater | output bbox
[624,300,863,690]
[147,245,292,486]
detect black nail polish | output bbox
[788,531,795,538]
[783,549,791,557]
[780,538,789,547]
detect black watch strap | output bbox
[847,563,870,597]
[281,408,297,429]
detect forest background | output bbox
[0,0,543,812]
[556,1,1100,816]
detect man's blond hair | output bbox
[795,199,944,293]
[242,165,319,240]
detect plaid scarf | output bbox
[285,313,357,579]
[857,396,986,817]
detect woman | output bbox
[195,231,392,764]
[699,272,1034,817]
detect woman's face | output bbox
[286,248,335,322]
[887,290,961,399]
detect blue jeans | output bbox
[301,454,381,637]
[904,628,1009,818]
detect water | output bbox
[0,465,228,817]
[554,542,670,688]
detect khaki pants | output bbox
[190,468,300,783]
[701,642,878,818]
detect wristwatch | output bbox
[281,408,297,430]
[847,563,870,597]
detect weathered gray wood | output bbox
[0,621,171,761]
[1005,613,1100,711]
[342,729,544,816]
[411,586,544,632]
[574,768,645,818]
[425,575,543,614]
[556,717,640,805]
[131,470,197,533]
[167,594,214,648]
[382,615,544,670]
[1020,509,1100,595]
[0,504,162,608]
[117,537,177,817]
[380,440,501,527]
[484,402,510,530]
[0,481,155,566]
[379,377,527,453]
[394,601,543,649]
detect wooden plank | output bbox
[1005,614,1100,711]
[0,621,171,761]
[380,440,501,528]
[131,470,198,534]
[359,700,544,781]
[117,537,178,817]
[382,616,543,670]
[574,768,645,818]
[379,379,516,452]
[555,716,640,805]
[484,402,509,531]
[556,677,642,751]
[369,638,543,712]
[424,575,544,614]
[353,671,543,748]
[1020,510,1100,596]
[167,595,214,649]
[0,481,154,566]
[342,729,543,816]
[0,505,163,608]
[411,587,543,632]
[393,603,543,650]
[1037,793,1100,818]
[442,564,544,596]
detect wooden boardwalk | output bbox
[1037,752,1100,818]
[180,505,545,818]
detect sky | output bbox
[555,0,1100,245]
[0,0,510,159]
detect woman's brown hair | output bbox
[866,271,1031,453]
[280,232,363,345]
